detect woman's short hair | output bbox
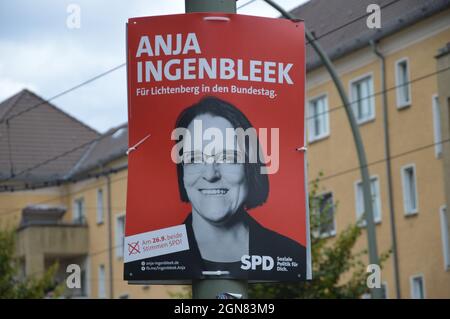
[174,96,269,210]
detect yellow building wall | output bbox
[0,187,66,229]
[63,164,186,299]
[306,10,450,298]
[0,163,185,298]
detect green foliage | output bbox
[248,174,391,299]
[0,229,60,299]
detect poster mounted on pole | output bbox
[124,13,310,283]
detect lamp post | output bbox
[262,0,382,299]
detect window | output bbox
[396,58,411,108]
[98,264,106,298]
[96,189,104,224]
[308,95,329,142]
[410,275,425,299]
[432,95,442,158]
[79,268,87,297]
[355,177,381,226]
[350,75,375,124]
[314,192,336,237]
[116,214,125,258]
[79,257,89,298]
[381,282,388,299]
[73,197,85,224]
[401,165,418,215]
[440,206,450,271]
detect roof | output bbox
[0,91,23,120]
[290,0,450,70]
[0,89,100,182]
[69,123,128,176]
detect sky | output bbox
[0,0,309,133]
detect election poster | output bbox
[124,13,310,283]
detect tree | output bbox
[0,229,60,298]
[248,174,390,298]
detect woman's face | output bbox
[183,114,248,225]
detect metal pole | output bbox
[192,280,248,299]
[262,0,382,299]
[185,0,236,13]
[371,40,401,299]
[185,0,247,300]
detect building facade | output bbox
[296,0,450,299]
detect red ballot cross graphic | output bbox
[128,241,140,255]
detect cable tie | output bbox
[126,134,151,155]
[202,270,231,276]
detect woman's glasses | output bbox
[182,150,245,173]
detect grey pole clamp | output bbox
[216,292,243,299]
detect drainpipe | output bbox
[370,40,401,299]
[106,172,114,299]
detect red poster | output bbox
[124,13,310,283]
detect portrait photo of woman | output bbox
[171,96,307,281]
[124,95,307,282]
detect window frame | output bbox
[349,72,376,125]
[314,191,337,238]
[401,164,419,216]
[395,57,412,109]
[79,257,90,298]
[98,264,106,299]
[73,197,85,224]
[96,188,104,225]
[307,93,330,143]
[354,176,382,226]
[432,94,443,158]
[381,281,388,299]
[439,205,450,271]
[410,274,426,299]
[115,213,126,259]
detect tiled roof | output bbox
[0,89,100,182]
[69,123,128,176]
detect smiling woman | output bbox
[167,96,306,280]
[183,113,250,262]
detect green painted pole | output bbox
[262,0,382,299]
[184,0,248,300]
